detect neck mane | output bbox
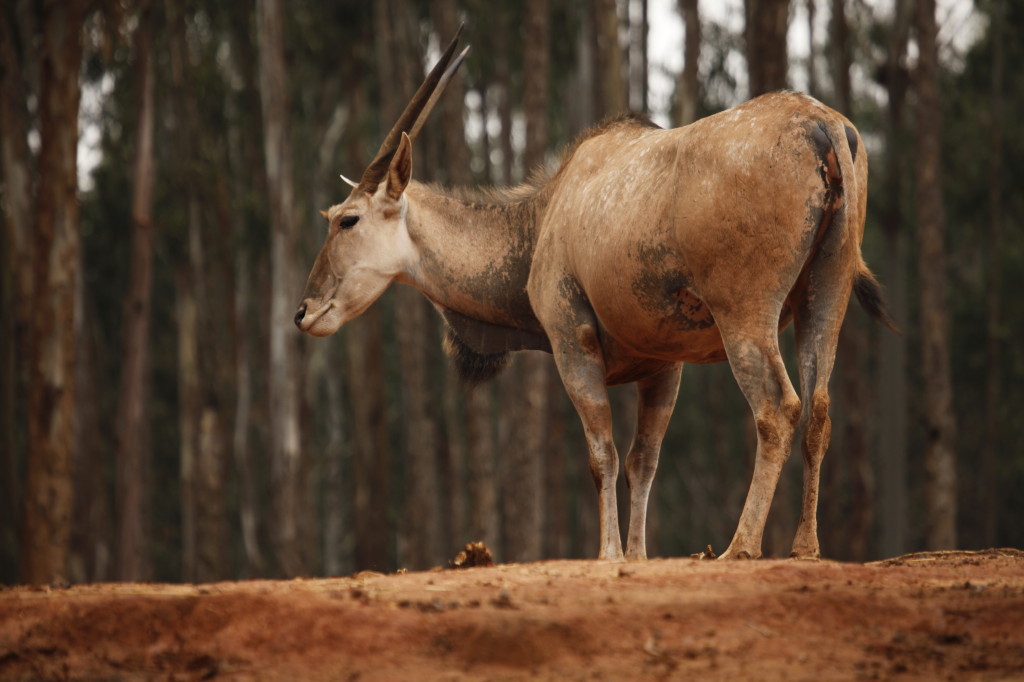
[396,113,661,380]
[400,178,552,359]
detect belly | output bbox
[584,252,729,369]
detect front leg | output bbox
[534,278,623,560]
[556,322,623,560]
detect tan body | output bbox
[296,36,892,564]
[535,97,849,374]
[525,93,871,559]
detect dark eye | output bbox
[339,215,359,229]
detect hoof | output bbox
[790,542,822,560]
[596,553,626,562]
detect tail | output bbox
[853,265,900,333]
[817,113,899,334]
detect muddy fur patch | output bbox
[443,327,511,386]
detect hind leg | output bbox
[791,278,854,559]
[790,362,831,559]
[624,365,683,560]
[718,328,802,560]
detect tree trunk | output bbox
[396,289,443,569]
[465,384,499,549]
[523,0,550,172]
[196,407,229,581]
[593,0,626,117]
[877,0,910,560]
[478,85,494,185]
[629,0,649,112]
[0,0,34,582]
[571,4,596,134]
[611,383,637,551]
[914,0,957,551]
[744,0,789,97]
[981,0,1005,549]
[176,223,201,581]
[21,1,85,585]
[70,310,113,582]
[805,0,818,98]
[430,0,472,186]
[504,354,550,562]
[205,174,243,580]
[169,0,232,582]
[494,20,515,185]
[218,0,267,578]
[114,2,156,581]
[708,367,738,546]
[676,0,701,126]
[544,381,569,558]
[257,0,309,576]
[223,49,264,576]
[440,363,466,552]
[232,250,264,575]
[829,0,850,111]
[321,345,347,576]
[641,0,650,112]
[167,0,197,581]
[346,309,393,571]
[0,0,33,331]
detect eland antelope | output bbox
[295,30,895,561]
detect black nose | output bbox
[294,305,306,328]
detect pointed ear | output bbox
[386,132,413,200]
[319,209,330,220]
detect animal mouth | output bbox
[298,299,337,336]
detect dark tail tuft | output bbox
[443,328,511,387]
[853,267,900,333]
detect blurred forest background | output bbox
[2,0,1022,585]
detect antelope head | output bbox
[294,29,468,337]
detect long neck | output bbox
[397,181,544,333]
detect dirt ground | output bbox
[2,548,1023,681]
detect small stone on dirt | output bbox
[491,590,515,609]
